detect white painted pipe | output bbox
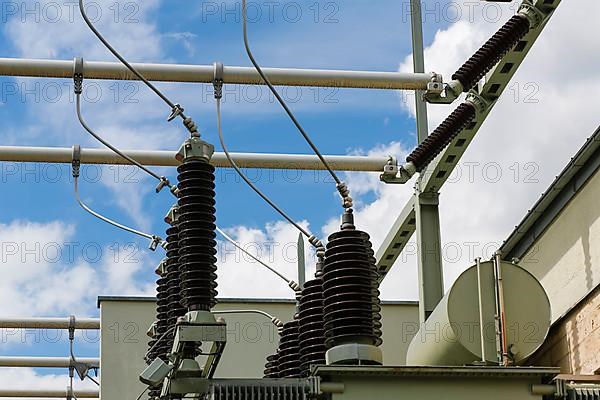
[0,145,393,172]
[0,357,99,368]
[0,57,435,90]
[0,389,98,398]
[0,317,99,330]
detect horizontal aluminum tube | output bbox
[0,317,99,330]
[0,356,99,368]
[0,146,393,172]
[0,389,98,398]
[0,57,435,90]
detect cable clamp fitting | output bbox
[425,72,444,97]
[155,176,173,194]
[73,57,84,95]
[288,281,301,292]
[169,105,200,137]
[465,91,488,114]
[149,235,166,251]
[308,235,322,249]
[155,176,178,198]
[167,104,184,122]
[68,315,76,341]
[213,62,224,100]
[71,145,81,178]
[519,0,545,29]
[270,317,284,329]
[336,182,353,209]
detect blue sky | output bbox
[0,0,454,307]
[1,0,599,392]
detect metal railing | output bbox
[0,57,437,90]
[0,145,395,173]
[0,316,100,398]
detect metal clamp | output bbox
[71,145,81,178]
[73,57,84,95]
[68,315,76,341]
[519,0,546,29]
[213,62,224,100]
[149,235,164,251]
[425,72,444,96]
[167,104,184,122]
[380,157,415,184]
[465,91,489,114]
[164,204,180,225]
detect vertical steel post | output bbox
[475,257,487,363]
[410,0,445,323]
[410,0,429,145]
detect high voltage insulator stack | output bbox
[405,13,532,175]
[406,102,477,173]
[277,319,302,378]
[322,210,383,365]
[146,258,169,399]
[176,138,219,313]
[263,353,279,378]
[364,237,383,346]
[298,268,326,376]
[164,206,186,353]
[452,14,531,93]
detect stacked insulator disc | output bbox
[363,237,383,346]
[277,320,301,378]
[165,224,186,352]
[177,159,218,311]
[322,229,381,349]
[150,269,170,362]
[453,14,530,92]
[298,278,326,376]
[263,353,279,378]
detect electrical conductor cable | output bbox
[71,145,166,251]
[78,0,199,135]
[216,226,300,291]
[73,58,177,195]
[213,75,324,254]
[240,0,352,209]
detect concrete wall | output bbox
[98,297,419,400]
[519,169,600,374]
[519,169,600,323]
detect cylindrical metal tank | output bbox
[407,260,551,366]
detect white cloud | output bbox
[0,220,153,319]
[163,32,199,57]
[216,220,317,298]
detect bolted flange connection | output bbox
[176,137,215,164]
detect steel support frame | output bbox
[409,0,445,323]
[0,57,437,90]
[376,0,562,284]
